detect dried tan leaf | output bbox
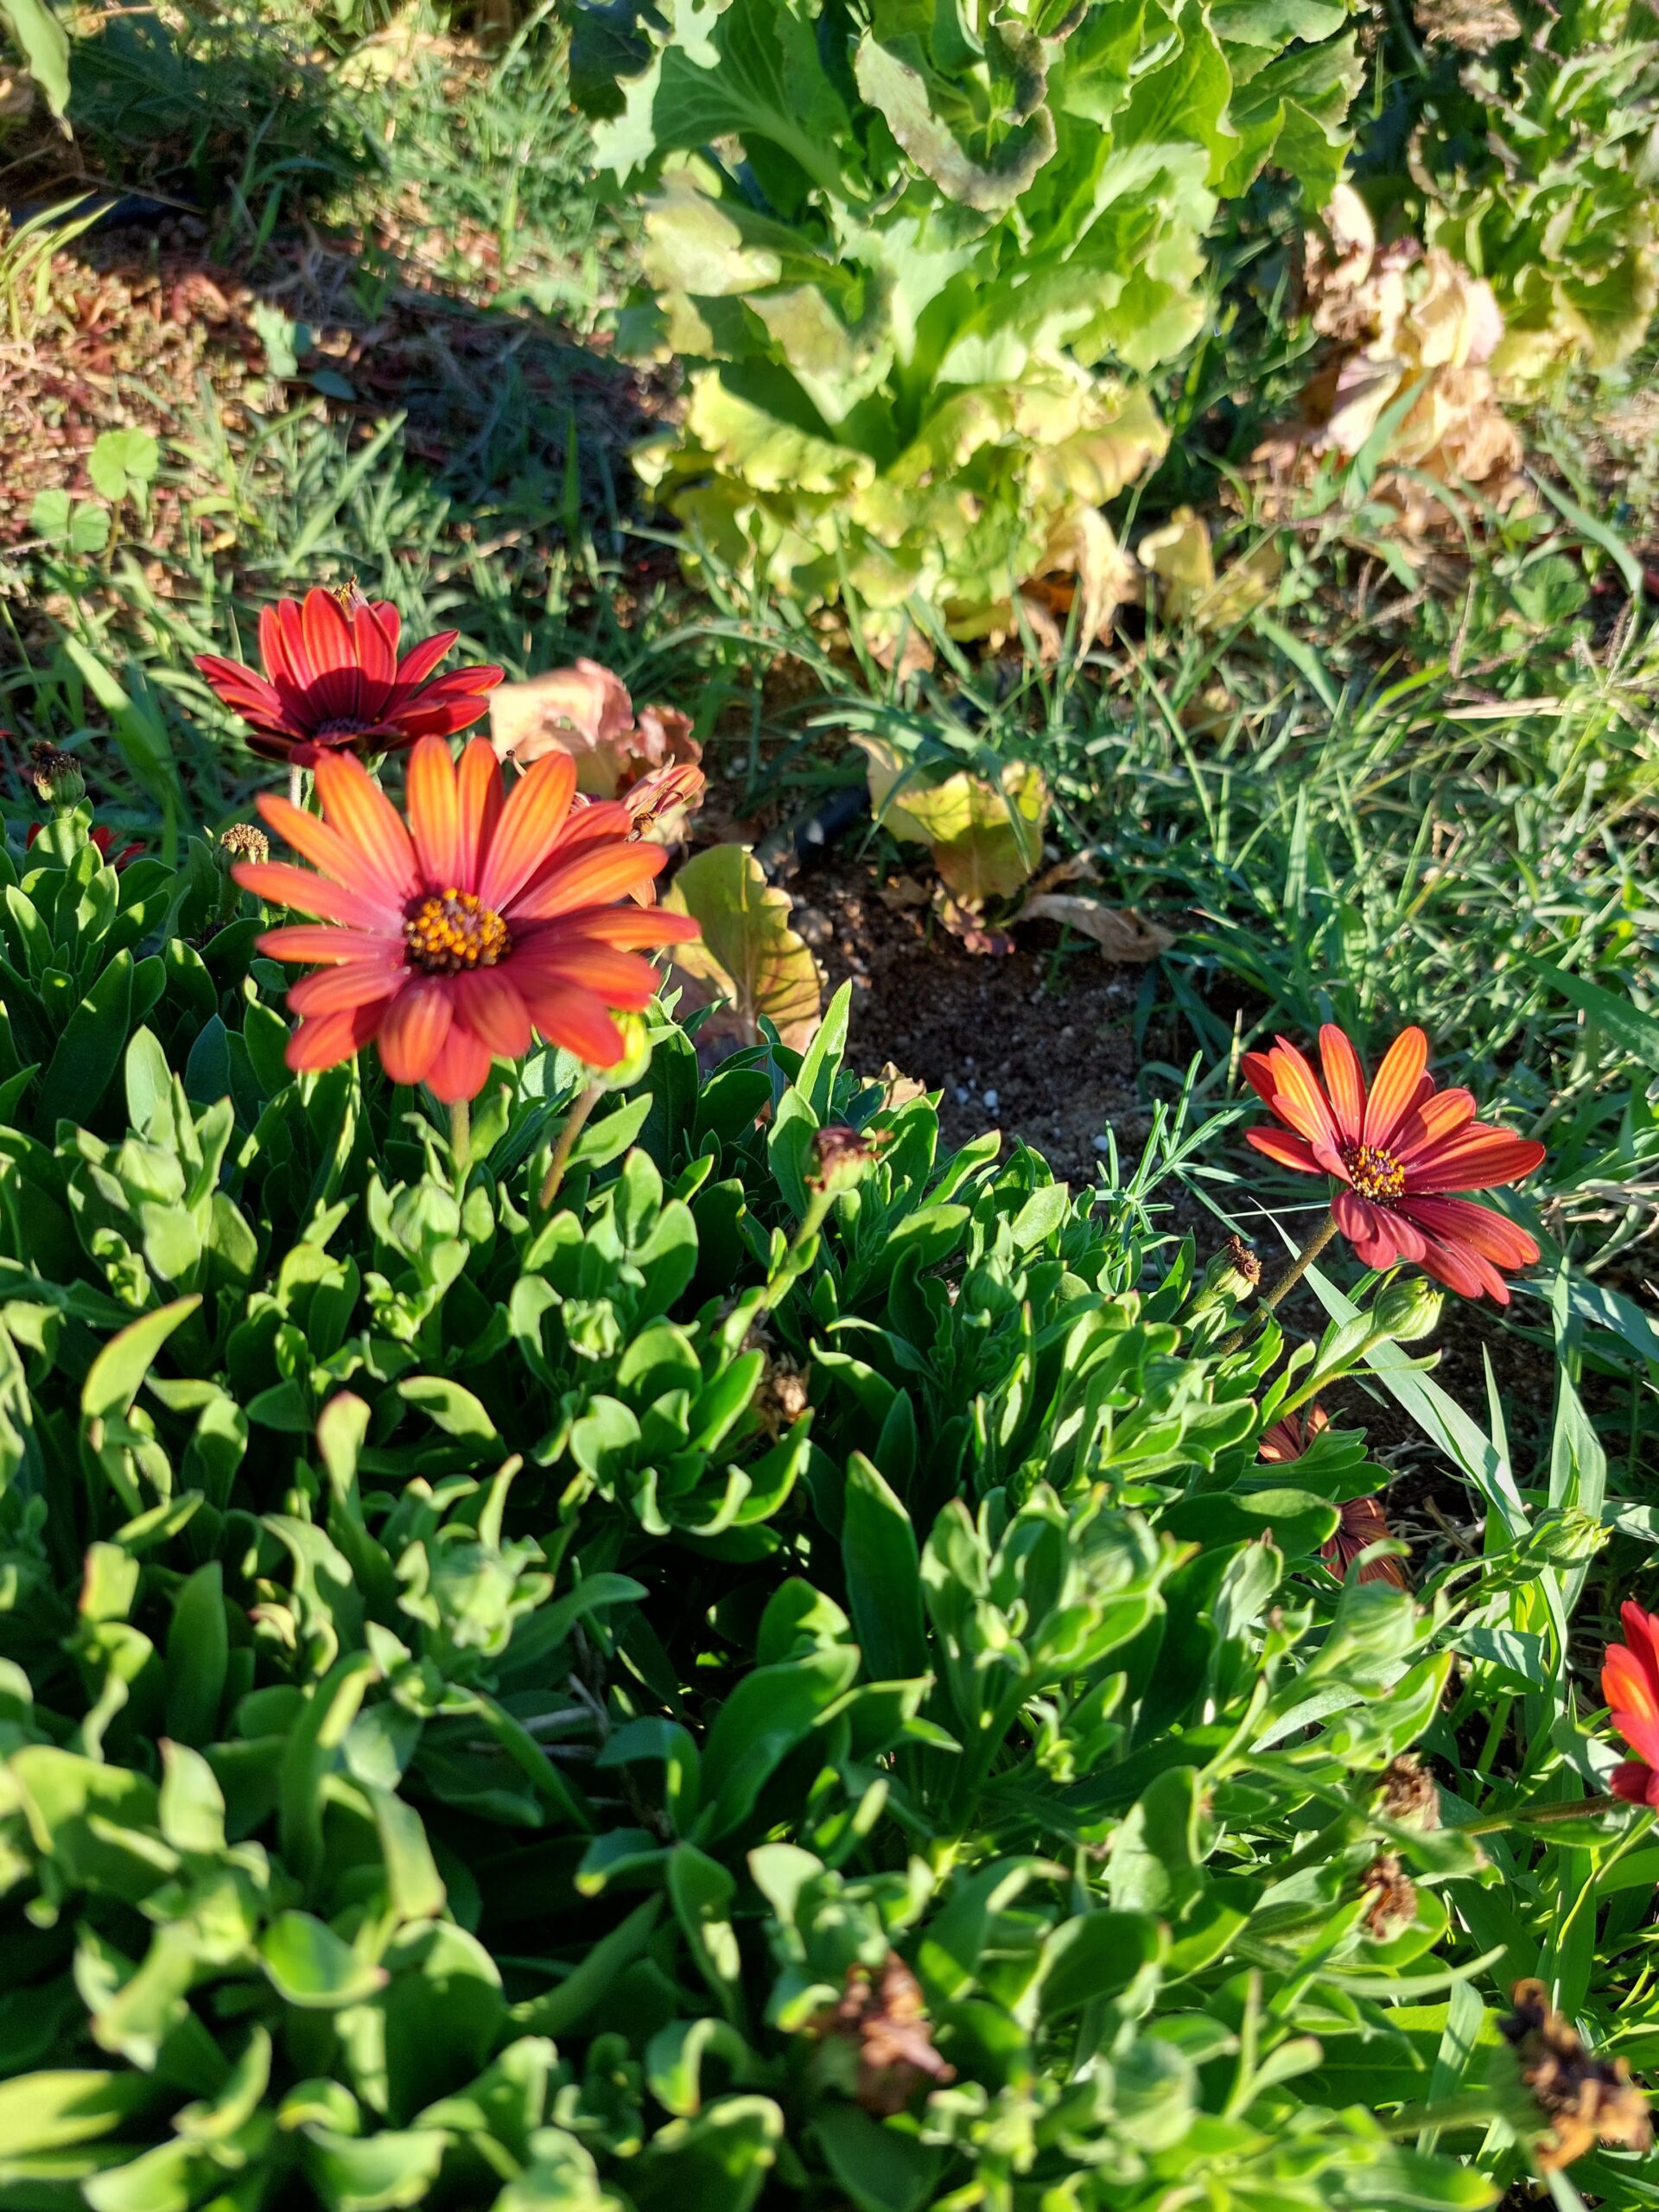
[662,843,822,1049]
[1010,893,1174,962]
[490,659,633,788]
[858,738,1049,908]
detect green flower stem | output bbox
[1261,1205,1340,1313]
[758,1186,836,1313]
[1216,1205,1339,1357]
[1451,1792,1635,1836]
[449,1097,470,1190]
[538,1083,602,1216]
[289,762,304,809]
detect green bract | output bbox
[0,818,1598,2210]
[571,0,1360,649]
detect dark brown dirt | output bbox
[789,852,1152,1187]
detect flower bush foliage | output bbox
[0,786,1646,2211]
[569,0,1362,651]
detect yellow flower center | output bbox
[404,889,511,974]
[1344,1143,1407,1202]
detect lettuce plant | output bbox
[1382,0,1659,384]
[570,0,1361,652]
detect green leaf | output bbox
[663,844,822,1049]
[259,1911,390,2009]
[162,1562,227,1747]
[39,948,136,1132]
[842,1452,929,1684]
[694,1645,860,1841]
[30,486,110,554]
[0,0,71,118]
[88,428,161,505]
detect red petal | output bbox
[1318,1025,1368,1145]
[1394,1087,1477,1162]
[1413,1230,1491,1301]
[1404,1128,1546,1195]
[450,968,532,1058]
[388,629,460,695]
[1257,1414,1307,1464]
[423,1023,494,1103]
[523,980,624,1065]
[1245,1126,1324,1176]
[1241,1050,1281,1109]
[1395,1195,1538,1270]
[378,979,454,1085]
[301,588,359,721]
[1332,1185,1413,1268]
[285,1000,385,1072]
[289,959,406,1015]
[550,906,702,949]
[1621,1601,1659,1694]
[353,600,400,709]
[1261,1037,1344,1151]
[1363,1028,1429,1147]
[1610,1760,1659,1805]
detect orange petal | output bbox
[257,924,404,965]
[1318,1026,1368,1145]
[509,841,664,922]
[314,750,418,902]
[1363,1027,1429,1148]
[523,979,623,1065]
[377,978,454,1085]
[288,959,405,1015]
[512,943,664,1009]
[256,791,405,908]
[236,861,387,929]
[1261,1038,1342,1151]
[1397,1196,1537,1269]
[405,733,462,887]
[478,748,578,912]
[1394,1088,1477,1162]
[1406,1128,1546,1195]
[455,736,503,895]
[551,906,702,949]
[285,1001,385,1072]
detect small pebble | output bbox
[1093,1135,1111,1153]
[982,1087,1000,1110]
[954,1085,969,1104]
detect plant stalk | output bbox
[289,762,304,809]
[449,1097,470,1189]
[539,1083,602,1214]
[1217,1205,1339,1356]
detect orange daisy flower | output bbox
[233,734,699,1103]
[1603,1600,1659,1807]
[196,586,503,766]
[1243,1023,1545,1303]
[1257,1404,1408,1588]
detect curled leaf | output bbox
[1008,894,1174,962]
[858,739,1049,910]
[662,844,822,1050]
[491,659,704,834]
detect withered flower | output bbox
[809,1123,891,1198]
[219,822,270,866]
[1358,1853,1417,1942]
[29,741,84,808]
[753,1359,810,1443]
[813,1955,956,2118]
[1376,1754,1440,1832]
[1500,1978,1653,2171]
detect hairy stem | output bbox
[1260,1205,1340,1313]
[538,1083,602,1215]
[288,762,304,809]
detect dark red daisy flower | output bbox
[1243,1023,1546,1303]
[1604,1599,1659,1808]
[1257,1403,1408,1587]
[195,585,503,766]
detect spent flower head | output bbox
[1243,1021,1545,1302]
[29,741,84,809]
[809,1122,891,1197]
[1500,1978,1653,2171]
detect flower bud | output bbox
[1358,1853,1417,1942]
[1372,1274,1444,1343]
[1375,1753,1440,1832]
[808,1122,889,1197]
[594,1008,652,1092]
[29,741,84,810]
[218,821,270,866]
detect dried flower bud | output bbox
[1372,1275,1444,1344]
[1376,1754,1440,1832]
[331,575,371,613]
[753,1358,810,1442]
[29,742,84,810]
[808,1123,889,1197]
[219,821,270,866]
[811,1955,956,2117]
[1501,1978,1653,2170]
[1358,1853,1417,1942]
